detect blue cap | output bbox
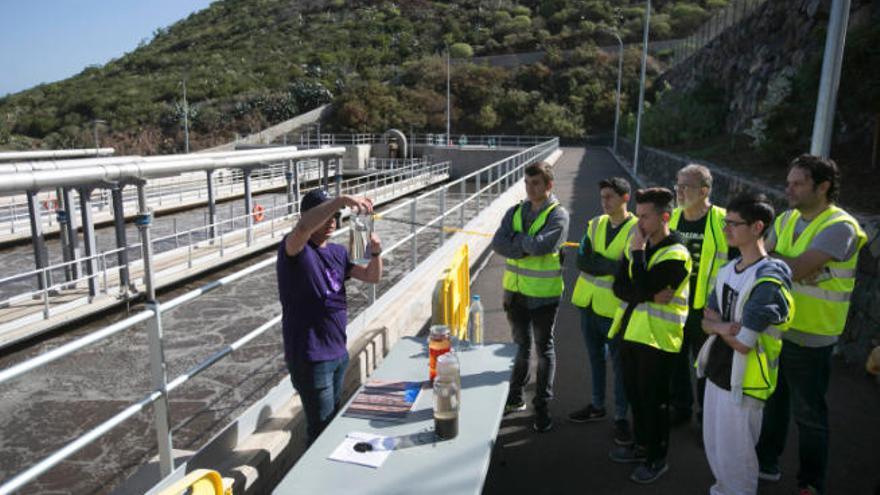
[301,189,331,213]
[472,294,480,301]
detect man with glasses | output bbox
[276,189,383,444]
[668,164,733,426]
[696,193,793,495]
[756,155,866,495]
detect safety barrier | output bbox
[432,244,470,339]
[0,137,557,495]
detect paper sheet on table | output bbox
[327,431,399,469]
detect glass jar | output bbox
[428,324,451,381]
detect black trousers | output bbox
[621,339,676,463]
[504,297,558,411]
[670,309,707,415]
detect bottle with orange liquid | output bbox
[428,325,451,381]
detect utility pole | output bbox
[633,0,651,176]
[810,0,851,158]
[446,47,451,145]
[182,77,190,154]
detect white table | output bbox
[273,337,516,495]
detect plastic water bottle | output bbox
[467,295,484,346]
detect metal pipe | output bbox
[109,184,130,293]
[0,147,333,193]
[25,191,49,291]
[61,187,80,280]
[78,187,98,299]
[810,0,851,158]
[136,183,156,301]
[146,301,174,477]
[0,148,115,162]
[243,168,254,247]
[0,146,297,174]
[206,170,216,240]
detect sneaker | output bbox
[568,404,607,423]
[758,465,782,482]
[613,419,634,446]
[504,399,526,414]
[630,460,669,484]
[533,411,553,433]
[608,445,646,464]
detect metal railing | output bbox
[0,161,451,326]
[289,133,556,150]
[0,137,557,495]
[665,0,768,68]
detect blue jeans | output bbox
[579,307,628,420]
[756,342,833,493]
[289,354,349,444]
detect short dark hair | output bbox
[635,187,674,214]
[598,177,631,196]
[525,161,554,184]
[789,154,840,203]
[727,193,775,235]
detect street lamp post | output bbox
[810,0,851,158]
[446,48,451,146]
[603,28,624,155]
[632,0,651,176]
[92,119,107,151]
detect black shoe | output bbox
[608,444,646,464]
[533,411,553,433]
[630,460,669,484]
[758,465,781,482]
[504,399,526,414]
[568,404,606,423]
[613,419,634,446]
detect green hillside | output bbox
[0,0,727,154]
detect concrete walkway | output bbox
[475,146,880,494]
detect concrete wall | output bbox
[416,145,519,179]
[343,144,371,170]
[614,139,880,365]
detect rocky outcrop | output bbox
[658,0,874,140]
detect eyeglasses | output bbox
[722,219,750,228]
[674,183,705,191]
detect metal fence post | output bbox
[410,199,418,271]
[476,171,482,211]
[459,180,466,228]
[438,187,446,246]
[146,301,174,478]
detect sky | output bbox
[0,0,215,97]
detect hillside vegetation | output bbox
[0,0,728,154]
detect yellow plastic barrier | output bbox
[432,244,471,339]
[158,469,231,495]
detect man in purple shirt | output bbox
[276,189,382,443]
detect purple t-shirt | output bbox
[276,236,353,364]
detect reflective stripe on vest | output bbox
[670,205,729,310]
[570,214,637,317]
[774,206,866,336]
[502,202,564,298]
[608,242,692,353]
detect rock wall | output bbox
[658,0,874,138]
[615,139,879,364]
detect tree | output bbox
[449,42,474,59]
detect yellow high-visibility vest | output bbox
[739,276,794,401]
[609,243,692,353]
[502,202,564,298]
[570,214,637,317]
[774,206,866,336]
[669,205,728,309]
